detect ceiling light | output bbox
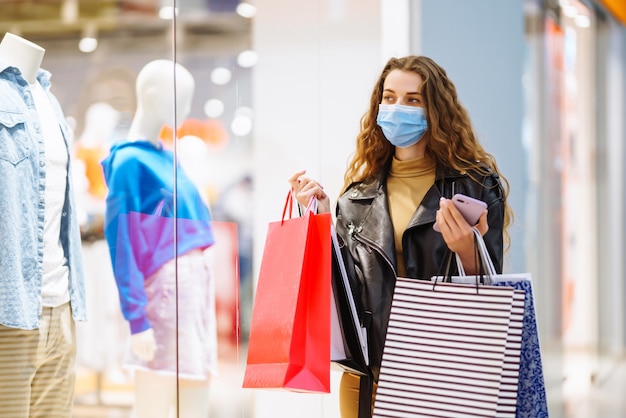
[79,22,98,53]
[231,116,252,136]
[236,3,257,18]
[562,5,578,18]
[204,99,225,118]
[79,37,98,53]
[159,6,179,20]
[574,14,591,28]
[237,50,258,68]
[210,67,232,85]
[231,106,254,136]
[61,0,78,24]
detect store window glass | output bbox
[0,1,250,417]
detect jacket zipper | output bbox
[347,221,397,277]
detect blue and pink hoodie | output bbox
[101,140,215,334]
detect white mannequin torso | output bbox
[0,32,69,305]
[0,32,44,85]
[127,59,195,145]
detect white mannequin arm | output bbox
[131,328,157,362]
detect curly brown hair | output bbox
[343,55,513,245]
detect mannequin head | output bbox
[128,59,195,143]
[0,32,45,85]
[80,102,120,147]
[136,59,194,126]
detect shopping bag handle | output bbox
[281,189,294,225]
[282,189,317,225]
[455,227,496,281]
[432,250,455,289]
[433,232,485,292]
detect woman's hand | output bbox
[436,197,488,274]
[288,170,331,213]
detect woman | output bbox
[288,55,512,418]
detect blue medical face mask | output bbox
[376,104,428,148]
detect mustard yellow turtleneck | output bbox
[386,154,436,277]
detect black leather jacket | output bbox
[334,163,506,382]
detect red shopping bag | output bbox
[242,191,332,393]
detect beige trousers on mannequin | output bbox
[0,303,76,418]
[133,369,211,418]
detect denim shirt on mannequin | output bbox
[0,64,86,329]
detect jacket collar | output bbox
[342,162,469,251]
[342,175,396,269]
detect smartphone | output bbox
[433,193,487,232]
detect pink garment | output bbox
[126,249,218,379]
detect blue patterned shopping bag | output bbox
[492,276,549,418]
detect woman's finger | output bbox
[288,170,306,188]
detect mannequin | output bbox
[74,102,121,231]
[126,60,193,144]
[101,60,217,418]
[0,32,44,84]
[73,101,126,388]
[0,32,87,417]
[77,102,120,198]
